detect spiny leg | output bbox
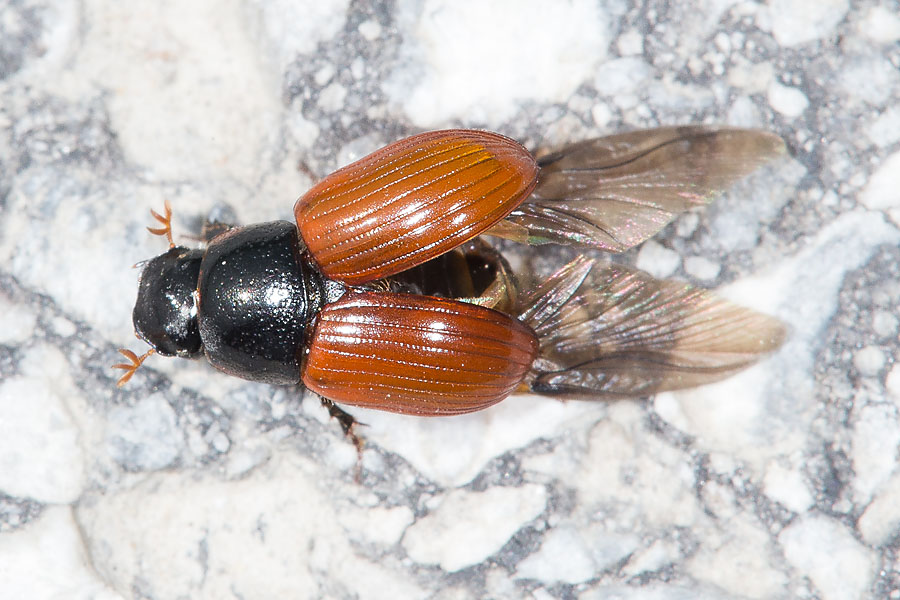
[297,158,319,183]
[112,348,156,387]
[320,397,365,463]
[147,200,175,247]
[199,220,233,243]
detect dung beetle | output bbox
[115,127,786,435]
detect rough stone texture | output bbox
[1,0,898,598]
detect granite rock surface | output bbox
[1,0,899,598]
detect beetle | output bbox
[115,127,786,440]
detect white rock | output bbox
[653,392,691,431]
[223,443,271,479]
[0,376,86,503]
[581,583,731,600]
[767,0,850,47]
[388,0,610,125]
[255,0,350,63]
[621,538,681,577]
[856,6,900,44]
[853,345,886,376]
[768,81,809,117]
[591,102,613,127]
[358,19,382,41]
[0,296,36,344]
[318,82,347,112]
[337,505,415,547]
[779,515,875,600]
[687,514,787,599]
[517,526,638,585]
[865,107,900,148]
[49,316,77,338]
[886,365,900,404]
[851,403,900,502]
[700,481,739,520]
[684,255,721,280]
[0,174,140,340]
[403,484,547,571]
[77,453,427,599]
[595,57,653,96]
[858,472,900,545]
[572,404,702,530]
[354,394,601,487]
[0,507,123,600]
[837,56,899,109]
[728,59,774,94]
[486,567,525,599]
[105,393,184,471]
[515,527,596,584]
[872,310,899,338]
[70,0,285,184]
[676,212,701,237]
[636,240,681,279]
[763,461,813,513]
[681,211,900,469]
[671,366,785,473]
[313,64,335,86]
[617,29,644,55]
[860,151,900,210]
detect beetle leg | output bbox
[179,220,233,245]
[320,397,365,458]
[296,158,319,183]
[112,347,156,387]
[147,200,175,247]
[199,220,234,243]
[452,253,515,312]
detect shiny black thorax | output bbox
[197,221,327,384]
[133,221,330,385]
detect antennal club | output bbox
[112,348,156,387]
[147,200,175,247]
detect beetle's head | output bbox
[132,246,204,358]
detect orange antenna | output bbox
[147,200,174,247]
[112,348,156,387]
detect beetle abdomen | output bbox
[294,130,538,285]
[301,292,538,415]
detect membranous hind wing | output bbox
[490,127,785,251]
[518,258,785,397]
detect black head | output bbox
[133,246,205,358]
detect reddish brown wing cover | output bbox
[302,292,539,415]
[294,130,538,284]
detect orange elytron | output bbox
[295,130,538,284]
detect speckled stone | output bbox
[1,0,898,599]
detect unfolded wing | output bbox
[518,258,785,397]
[492,127,785,251]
